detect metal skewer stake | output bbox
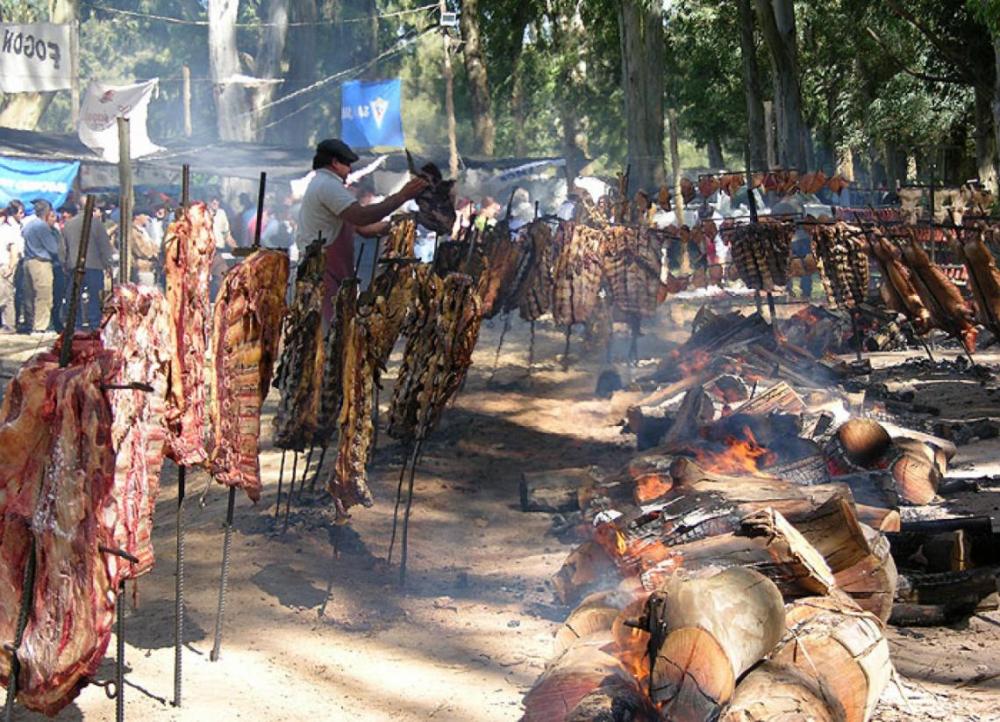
[297,445,315,500]
[307,444,328,494]
[274,450,286,521]
[283,451,298,532]
[173,163,190,707]
[210,485,236,662]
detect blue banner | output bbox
[340,79,404,149]
[0,155,78,211]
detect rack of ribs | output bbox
[208,249,289,502]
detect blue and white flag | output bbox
[0,156,79,210]
[340,79,404,149]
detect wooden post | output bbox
[441,0,459,178]
[669,109,689,275]
[117,117,133,284]
[70,21,80,128]
[763,100,776,169]
[182,66,192,138]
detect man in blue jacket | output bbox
[21,200,63,333]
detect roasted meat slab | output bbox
[163,202,215,465]
[101,285,171,578]
[274,240,326,452]
[552,222,605,326]
[0,339,119,715]
[209,249,289,502]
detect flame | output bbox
[634,472,674,504]
[613,597,653,686]
[677,349,713,377]
[615,530,628,556]
[694,426,777,476]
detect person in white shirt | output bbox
[296,138,427,328]
[0,200,24,331]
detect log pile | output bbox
[523,300,999,721]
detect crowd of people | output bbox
[0,190,269,335]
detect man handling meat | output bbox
[297,138,427,328]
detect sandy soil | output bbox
[5,301,1000,721]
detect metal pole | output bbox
[253,172,267,250]
[2,539,36,722]
[115,579,125,722]
[181,164,190,209]
[274,449,286,521]
[172,465,185,707]
[62,195,96,356]
[283,451,298,531]
[210,486,237,662]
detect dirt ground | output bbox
[5,300,1000,721]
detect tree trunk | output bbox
[975,84,998,194]
[0,0,77,129]
[707,138,725,169]
[738,0,766,170]
[763,99,777,168]
[251,0,290,137]
[754,0,807,170]
[280,0,318,145]
[209,0,254,141]
[649,568,786,721]
[460,0,495,156]
[618,0,666,192]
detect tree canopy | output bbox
[1,0,998,189]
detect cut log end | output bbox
[651,626,734,718]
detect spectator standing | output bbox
[130,211,161,287]
[0,201,25,332]
[51,202,75,332]
[62,197,115,329]
[209,196,235,300]
[21,200,62,333]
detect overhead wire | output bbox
[81,1,437,28]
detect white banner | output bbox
[78,79,163,163]
[0,23,73,93]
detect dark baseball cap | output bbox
[315,138,359,166]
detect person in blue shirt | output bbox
[21,200,63,333]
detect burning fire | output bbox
[677,349,713,377]
[693,426,777,476]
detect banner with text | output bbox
[340,79,404,149]
[0,23,74,93]
[0,156,79,211]
[79,79,163,163]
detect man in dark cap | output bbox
[297,138,427,328]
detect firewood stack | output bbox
[809,222,870,309]
[728,220,792,292]
[521,304,1000,722]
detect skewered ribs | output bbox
[518,221,556,322]
[601,226,662,317]
[388,272,483,444]
[552,222,605,326]
[809,222,870,309]
[729,220,792,291]
[273,240,327,451]
[101,285,171,578]
[0,338,119,715]
[163,202,215,465]
[209,249,289,502]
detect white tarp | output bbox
[78,79,163,163]
[0,23,73,93]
